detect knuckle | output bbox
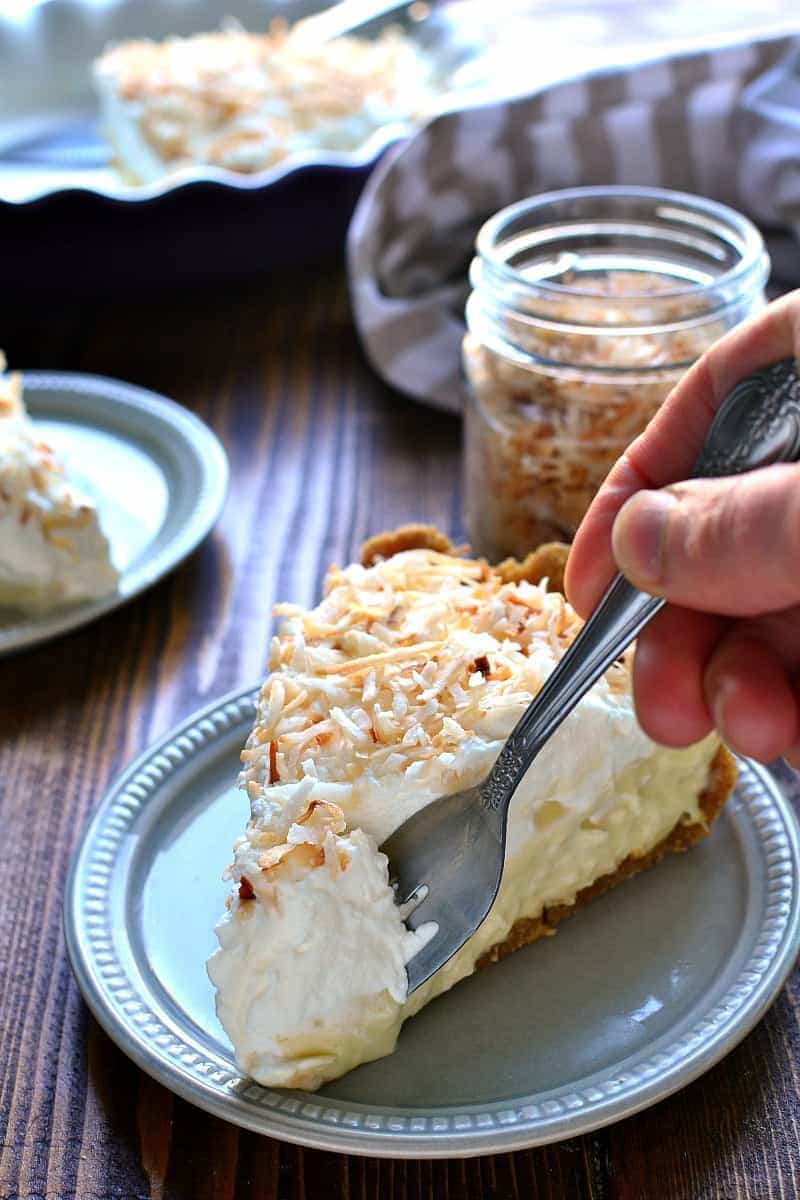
[671,481,735,571]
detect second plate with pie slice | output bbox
[0,371,228,656]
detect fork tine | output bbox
[381,784,508,993]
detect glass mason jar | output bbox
[463,186,770,560]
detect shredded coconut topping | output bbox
[0,355,96,539]
[94,21,432,179]
[239,548,632,818]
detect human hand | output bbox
[564,290,800,766]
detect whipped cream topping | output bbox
[94,24,431,184]
[208,797,435,1089]
[209,546,722,1089]
[0,357,119,609]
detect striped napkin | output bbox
[347,34,800,413]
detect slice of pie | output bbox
[0,356,119,608]
[208,525,735,1090]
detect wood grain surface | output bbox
[1,264,799,1200]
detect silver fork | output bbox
[382,357,800,994]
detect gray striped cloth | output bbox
[347,34,800,413]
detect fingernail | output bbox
[612,490,678,585]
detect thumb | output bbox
[611,462,800,617]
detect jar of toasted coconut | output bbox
[463,186,770,558]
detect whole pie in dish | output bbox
[207,525,735,1090]
[0,356,118,609]
[93,22,431,184]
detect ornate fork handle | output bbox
[480,357,800,816]
[693,358,800,476]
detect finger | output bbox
[610,463,800,615]
[730,607,800,673]
[566,290,800,616]
[783,743,800,769]
[703,633,799,762]
[631,605,723,747]
[565,448,648,616]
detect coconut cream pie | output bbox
[0,356,118,608]
[208,526,735,1090]
[93,22,430,184]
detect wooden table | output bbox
[2,263,799,1200]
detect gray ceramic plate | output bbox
[64,685,800,1157]
[0,372,228,655]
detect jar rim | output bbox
[474,185,768,305]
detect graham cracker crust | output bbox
[360,524,569,594]
[359,525,738,970]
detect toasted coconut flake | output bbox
[295,798,347,835]
[238,876,256,901]
[258,842,325,874]
[317,641,442,676]
[472,654,491,678]
[336,846,351,871]
[257,843,297,871]
[330,706,370,744]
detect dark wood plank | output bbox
[0,266,798,1200]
